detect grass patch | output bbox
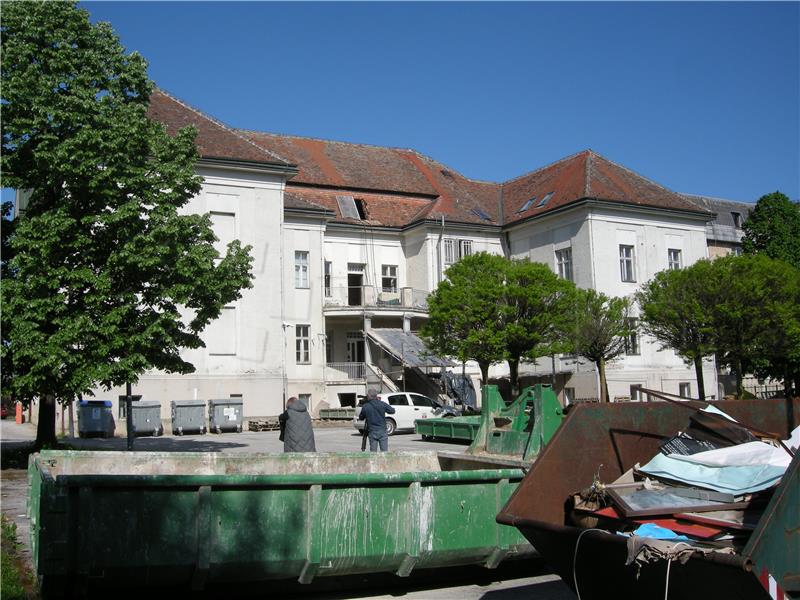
[1,515,36,599]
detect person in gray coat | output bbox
[280,397,316,452]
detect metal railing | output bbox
[326,362,366,381]
[323,286,428,310]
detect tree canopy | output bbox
[1,1,254,446]
[423,253,577,390]
[563,289,631,402]
[636,260,717,400]
[741,191,800,268]
[423,253,507,385]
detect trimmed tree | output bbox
[710,254,800,398]
[564,289,631,403]
[501,259,577,393]
[423,253,507,385]
[636,260,717,400]
[1,2,254,447]
[741,191,800,269]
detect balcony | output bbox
[323,286,429,313]
[326,362,366,381]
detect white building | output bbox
[32,89,742,426]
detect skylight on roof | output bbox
[336,195,361,220]
[517,197,536,213]
[471,207,492,221]
[537,192,554,207]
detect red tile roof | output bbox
[502,150,706,225]
[148,91,710,228]
[147,89,292,166]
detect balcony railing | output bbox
[326,362,366,381]
[323,286,428,311]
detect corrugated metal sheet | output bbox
[367,329,453,368]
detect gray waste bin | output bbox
[171,400,207,435]
[78,400,115,438]
[208,398,243,433]
[130,400,164,437]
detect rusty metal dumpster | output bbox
[28,450,530,597]
[496,398,800,600]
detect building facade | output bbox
[22,89,758,426]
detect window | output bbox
[555,248,573,281]
[324,261,332,297]
[733,246,743,256]
[630,385,642,402]
[298,394,312,408]
[443,238,473,268]
[679,382,691,399]
[731,212,742,228]
[537,191,554,207]
[517,197,536,213]
[381,264,398,292]
[563,387,575,405]
[295,251,309,288]
[619,244,636,282]
[295,325,310,364]
[471,207,492,221]
[410,394,434,407]
[625,318,640,356]
[387,394,409,406]
[668,248,682,271]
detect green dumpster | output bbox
[28,450,530,595]
[415,415,482,441]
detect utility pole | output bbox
[126,382,134,451]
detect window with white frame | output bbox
[381,264,398,292]
[625,318,640,355]
[630,385,642,402]
[679,382,691,399]
[298,393,312,408]
[619,244,636,282]
[668,248,682,271]
[555,247,573,281]
[295,325,310,364]
[324,261,332,297]
[295,251,309,288]
[443,238,474,269]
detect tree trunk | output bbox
[598,358,609,403]
[68,399,75,438]
[693,356,706,401]
[478,361,490,386]
[35,394,57,449]
[508,357,519,397]
[735,359,744,399]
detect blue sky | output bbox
[13,1,799,204]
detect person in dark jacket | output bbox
[358,388,396,452]
[280,397,316,452]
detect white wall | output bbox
[508,204,717,400]
[100,166,290,420]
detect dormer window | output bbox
[731,212,741,228]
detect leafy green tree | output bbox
[564,289,631,403]
[710,254,800,398]
[636,260,717,400]
[423,253,507,385]
[1,2,254,447]
[742,191,800,268]
[501,259,577,392]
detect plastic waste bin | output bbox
[208,398,243,433]
[77,400,115,438]
[171,400,207,435]
[129,400,164,437]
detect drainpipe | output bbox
[437,215,445,285]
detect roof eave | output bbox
[197,156,299,179]
[503,197,714,230]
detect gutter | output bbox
[197,156,299,178]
